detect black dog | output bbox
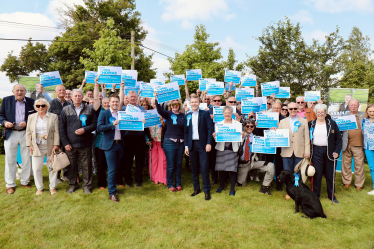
[277,170,326,219]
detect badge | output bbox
[294,174,299,187]
[43,135,48,140]
[331,129,335,133]
[109,117,116,130]
[186,115,192,126]
[171,114,177,125]
[294,121,301,132]
[80,115,87,127]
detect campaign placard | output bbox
[122,70,138,88]
[235,88,254,101]
[241,74,256,87]
[199,103,207,110]
[150,79,165,86]
[241,97,263,114]
[251,136,276,154]
[171,75,185,86]
[256,112,279,128]
[206,81,224,96]
[118,111,144,131]
[85,71,97,84]
[259,97,267,111]
[213,106,237,122]
[40,71,63,87]
[98,66,122,84]
[155,82,181,104]
[144,109,161,128]
[305,91,321,102]
[224,70,241,84]
[225,83,235,91]
[186,69,202,81]
[140,83,155,98]
[215,123,242,142]
[124,81,141,94]
[264,129,290,147]
[332,115,358,131]
[199,78,216,91]
[124,104,143,114]
[275,87,290,99]
[261,81,280,96]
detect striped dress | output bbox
[215,142,238,172]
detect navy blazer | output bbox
[0,96,36,140]
[184,109,213,150]
[97,109,121,150]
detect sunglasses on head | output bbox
[229,101,236,103]
[297,102,304,104]
[245,125,254,128]
[289,108,297,111]
[36,105,46,108]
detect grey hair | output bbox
[314,104,327,114]
[33,98,50,111]
[72,89,83,96]
[12,83,27,92]
[287,102,297,108]
[102,97,109,102]
[222,105,233,114]
[349,99,359,106]
[296,96,305,102]
[127,90,137,97]
[228,96,237,101]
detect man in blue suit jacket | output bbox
[184,96,214,201]
[0,84,36,194]
[97,95,123,202]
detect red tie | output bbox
[244,135,250,161]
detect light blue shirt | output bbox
[192,109,199,140]
[42,92,53,102]
[289,116,298,134]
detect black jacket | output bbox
[308,118,342,161]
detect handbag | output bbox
[47,149,70,172]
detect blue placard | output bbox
[260,104,267,112]
[40,71,63,87]
[157,90,181,103]
[242,106,261,113]
[333,115,358,131]
[213,114,224,123]
[265,138,289,147]
[256,113,279,128]
[225,83,235,91]
[216,133,242,142]
[141,90,154,98]
[186,69,202,81]
[124,78,136,88]
[305,91,321,102]
[207,88,224,96]
[275,87,290,98]
[262,87,279,96]
[261,81,280,96]
[252,144,276,154]
[171,75,185,86]
[41,78,63,87]
[125,87,140,95]
[99,75,122,84]
[85,71,97,84]
[145,117,161,128]
[119,120,144,131]
[236,94,254,102]
[257,120,278,128]
[241,75,256,87]
[336,121,358,131]
[224,76,240,84]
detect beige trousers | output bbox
[237,161,275,187]
[342,145,365,188]
[32,144,57,190]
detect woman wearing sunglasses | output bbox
[26,98,60,195]
[154,92,185,192]
[280,104,289,118]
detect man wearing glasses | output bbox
[296,96,316,122]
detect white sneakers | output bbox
[367,189,374,195]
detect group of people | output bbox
[1,78,373,204]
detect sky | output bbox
[0,0,374,98]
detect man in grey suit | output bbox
[338,94,352,112]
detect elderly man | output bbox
[0,84,36,194]
[296,96,317,122]
[59,89,97,194]
[339,94,352,112]
[64,90,72,103]
[341,99,365,190]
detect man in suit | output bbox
[0,84,36,194]
[184,96,214,201]
[338,94,352,112]
[97,94,123,202]
[341,99,365,190]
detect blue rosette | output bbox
[294,174,300,187]
[80,115,87,127]
[186,115,192,126]
[294,121,301,132]
[109,117,116,130]
[171,114,177,125]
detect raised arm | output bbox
[93,77,101,111]
[79,78,86,91]
[136,89,141,106]
[184,79,190,100]
[119,81,125,110]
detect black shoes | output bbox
[216,187,223,193]
[191,189,201,196]
[259,185,272,196]
[205,192,211,201]
[66,186,78,193]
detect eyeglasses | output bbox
[171,103,179,106]
[245,125,254,128]
[289,108,297,111]
[229,101,236,103]
[297,102,304,104]
[267,102,271,105]
[36,105,46,108]
[213,100,221,102]
[310,103,316,105]
[281,109,288,111]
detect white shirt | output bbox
[110,108,121,140]
[74,103,84,116]
[313,123,328,146]
[240,133,253,161]
[192,109,199,140]
[35,112,49,145]
[289,116,298,134]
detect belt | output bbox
[114,140,121,143]
[13,128,26,131]
[313,145,327,148]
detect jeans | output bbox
[104,143,123,196]
[282,153,303,174]
[365,149,374,189]
[163,139,184,188]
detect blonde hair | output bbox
[167,99,183,113]
[365,104,374,118]
[33,98,50,111]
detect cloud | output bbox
[161,0,235,28]
[304,30,329,41]
[218,36,247,50]
[304,0,374,13]
[151,56,171,79]
[290,10,314,24]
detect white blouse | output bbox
[313,123,328,146]
[35,113,49,145]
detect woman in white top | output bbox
[308,104,342,203]
[26,98,60,195]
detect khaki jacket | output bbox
[26,112,60,157]
[278,116,310,158]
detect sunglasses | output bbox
[213,100,221,102]
[281,109,288,111]
[36,105,46,108]
[245,125,254,128]
[229,101,236,103]
[289,108,297,111]
[297,102,304,104]
[171,103,179,106]
[267,103,271,105]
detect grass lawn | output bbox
[0,155,374,248]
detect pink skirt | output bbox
[149,141,167,184]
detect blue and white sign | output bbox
[256,112,279,128]
[171,75,185,86]
[213,106,236,122]
[261,81,280,96]
[122,70,138,88]
[235,88,254,101]
[225,83,235,91]
[118,111,144,131]
[241,74,256,87]
[186,69,202,81]
[40,71,63,87]
[199,78,216,91]
[264,129,290,147]
[305,91,321,102]
[332,115,358,131]
[199,103,207,110]
[85,71,97,84]
[124,104,143,114]
[98,66,122,84]
[140,83,155,98]
[215,123,242,142]
[259,97,267,111]
[275,87,290,99]
[224,70,241,84]
[150,79,165,85]
[124,81,141,94]
[144,109,161,128]
[206,81,224,96]
[242,97,263,114]
[155,82,181,104]
[252,136,276,154]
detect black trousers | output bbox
[121,136,146,185]
[208,141,218,182]
[65,146,93,190]
[189,141,211,193]
[265,147,283,177]
[95,147,107,188]
[311,145,336,200]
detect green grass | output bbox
[1,155,374,248]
